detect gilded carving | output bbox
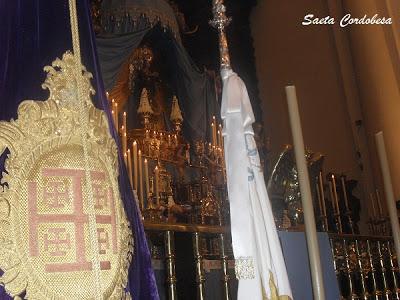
[0,52,133,299]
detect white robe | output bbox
[221,69,292,299]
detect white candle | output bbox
[318,172,327,220]
[340,176,350,211]
[286,85,325,299]
[155,166,160,207]
[123,152,127,166]
[144,159,150,201]
[127,149,133,187]
[331,174,340,215]
[111,110,115,126]
[133,141,138,191]
[138,150,144,209]
[328,181,336,214]
[375,131,400,262]
[122,132,127,157]
[123,111,127,134]
[114,102,119,131]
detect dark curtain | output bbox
[0,1,158,299]
[96,22,219,141]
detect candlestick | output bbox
[127,149,133,187]
[155,166,160,207]
[133,141,138,191]
[144,159,150,204]
[138,150,144,209]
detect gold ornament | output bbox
[0,52,133,299]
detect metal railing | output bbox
[329,234,400,299]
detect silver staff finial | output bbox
[209,0,232,70]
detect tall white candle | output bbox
[114,102,119,131]
[155,166,160,207]
[340,176,350,211]
[127,149,133,187]
[123,152,127,166]
[138,150,144,210]
[144,159,150,202]
[122,132,127,157]
[286,85,325,299]
[318,173,327,221]
[375,131,400,263]
[331,175,340,215]
[133,141,138,191]
[328,181,336,214]
[123,111,127,134]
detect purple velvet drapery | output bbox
[0,1,159,299]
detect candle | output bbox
[138,150,144,209]
[123,111,127,134]
[331,175,340,215]
[144,159,150,201]
[375,189,383,217]
[328,181,336,214]
[211,117,217,146]
[133,141,138,190]
[114,102,119,131]
[217,130,221,147]
[127,149,133,187]
[318,173,327,217]
[154,166,160,207]
[219,124,223,145]
[285,85,326,299]
[315,182,323,216]
[168,134,171,146]
[211,122,215,146]
[122,132,127,157]
[123,152,127,166]
[111,110,115,126]
[340,176,350,211]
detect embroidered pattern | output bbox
[0,52,133,299]
[235,256,255,280]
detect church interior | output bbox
[1,0,400,299]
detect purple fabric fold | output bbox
[0,0,159,299]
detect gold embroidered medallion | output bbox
[0,52,132,299]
